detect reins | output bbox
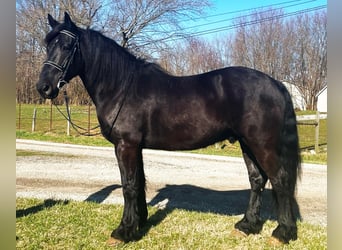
[53,91,101,136]
[55,74,134,137]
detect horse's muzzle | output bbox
[36,83,59,99]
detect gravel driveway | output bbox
[16,139,327,226]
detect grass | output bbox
[16,104,327,164]
[16,197,327,249]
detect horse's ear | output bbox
[64,12,77,29]
[48,14,59,28]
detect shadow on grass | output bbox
[79,183,301,241]
[16,199,69,218]
[85,184,121,203]
[131,185,275,240]
[148,184,276,217]
[135,184,302,240]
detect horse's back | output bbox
[137,66,291,151]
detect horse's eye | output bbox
[47,38,59,50]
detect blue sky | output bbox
[181,0,327,40]
[212,0,326,13]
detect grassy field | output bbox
[16,104,327,164]
[16,197,327,249]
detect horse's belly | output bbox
[144,125,234,151]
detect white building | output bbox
[316,85,327,113]
[282,82,306,111]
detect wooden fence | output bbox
[16,104,327,152]
[16,103,101,137]
[296,112,327,152]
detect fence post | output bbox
[88,103,91,135]
[49,101,53,131]
[32,108,37,132]
[315,111,320,153]
[67,106,70,136]
[18,102,21,131]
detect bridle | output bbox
[43,29,79,90]
[43,29,130,137]
[43,29,102,136]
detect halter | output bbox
[43,30,79,89]
[45,29,130,137]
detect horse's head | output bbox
[36,12,81,99]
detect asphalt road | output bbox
[16,139,327,226]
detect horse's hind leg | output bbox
[243,144,299,244]
[235,142,268,235]
[110,142,148,243]
[269,167,299,243]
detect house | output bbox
[282,82,306,111]
[316,85,327,113]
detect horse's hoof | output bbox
[268,236,284,246]
[230,229,248,238]
[107,237,124,246]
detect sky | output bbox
[180,0,327,41]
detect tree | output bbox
[159,38,224,76]
[231,8,285,80]
[230,8,327,110]
[104,0,210,58]
[290,11,327,110]
[16,0,105,104]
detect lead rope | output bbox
[54,78,133,137]
[53,91,101,136]
[54,64,134,137]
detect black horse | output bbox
[37,13,301,244]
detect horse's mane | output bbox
[81,28,169,89]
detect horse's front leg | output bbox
[110,141,147,243]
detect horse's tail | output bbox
[279,86,302,186]
[272,84,302,221]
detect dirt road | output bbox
[16,139,327,226]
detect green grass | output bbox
[16,130,113,147]
[16,104,327,164]
[16,197,327,249]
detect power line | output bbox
[160,5,326,44]
[181,0,317,31]
[190,5,325,37]
[182,0,317,22]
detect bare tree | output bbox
[159,37,224,75]
[230,8,327,110]
[231,8,285,80]
[16,0,53,103]
[104,0,210,58]
[290,11,327,110]
[16,0,106,104]
[184,38,225,74]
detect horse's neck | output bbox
[78,35,135,110]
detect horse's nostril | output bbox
[42,85,50,92]
[38,84,53,97]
